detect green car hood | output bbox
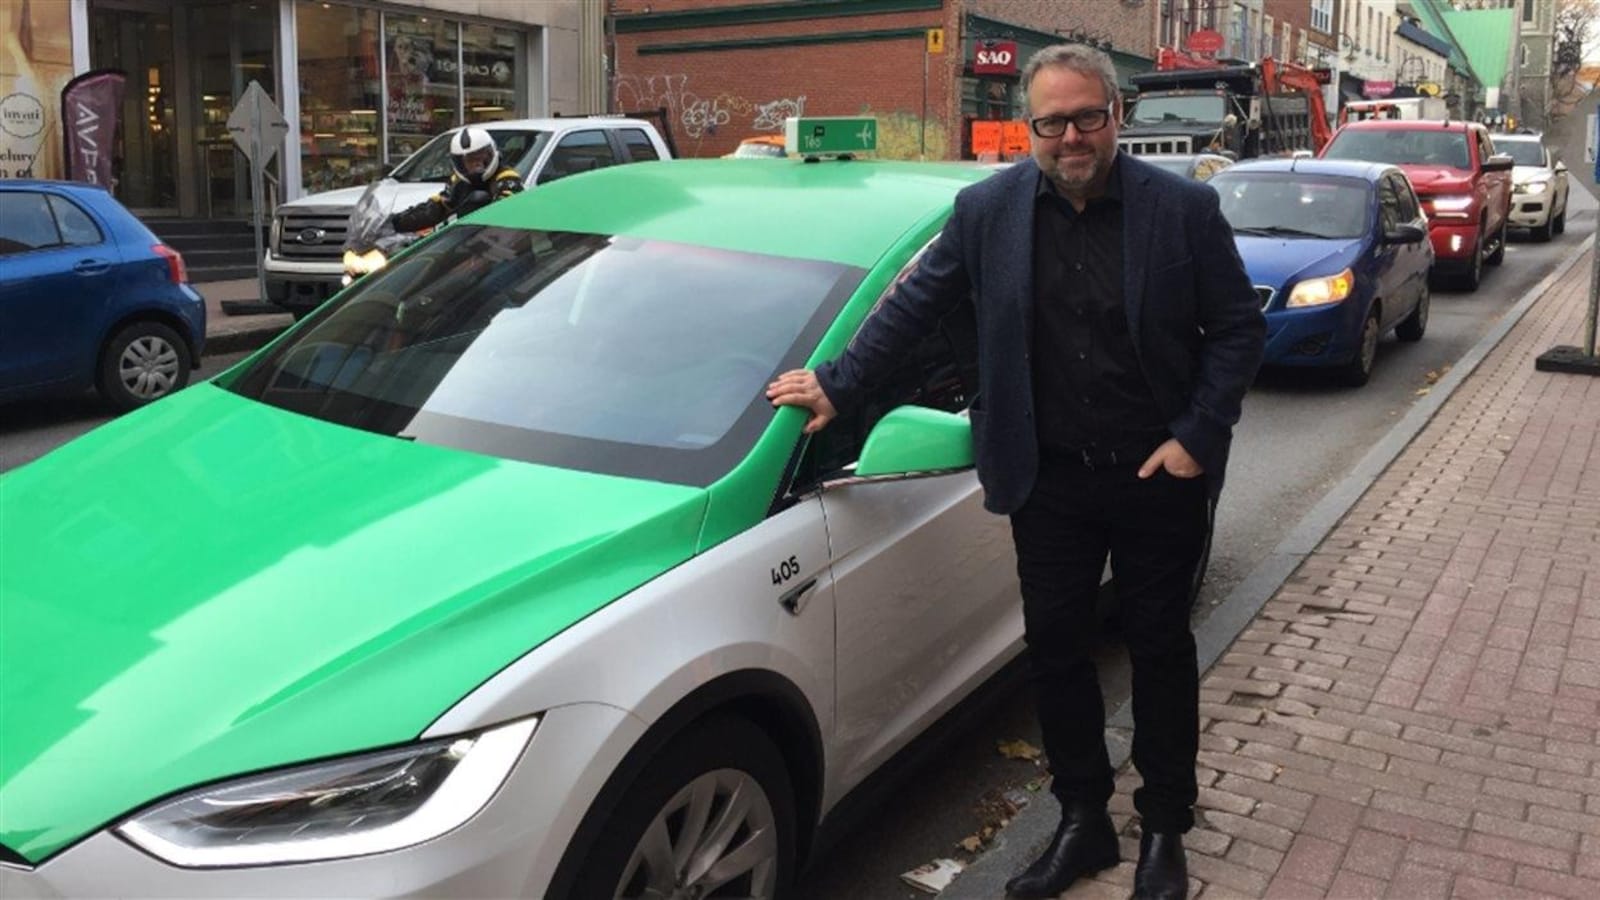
[0,385,706,862]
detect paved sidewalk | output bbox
[951,252,1600,899]
[195,277,292,355]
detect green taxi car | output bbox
[0,141,1024,897]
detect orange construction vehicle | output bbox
[1121,49,1332,159]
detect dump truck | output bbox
[1119,48,1332,159]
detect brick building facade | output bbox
[608,0,1156,160]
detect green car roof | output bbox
[471,157,993,268]
[0,156,993,863]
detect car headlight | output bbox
[116,717,536,867]
[1519,180,1549,194]
[1286,268,1355,308]
[1428,195,1473,211]
[269,216,282,254]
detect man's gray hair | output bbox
[1020,43,1120,107]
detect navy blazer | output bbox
[817,153,1265,515]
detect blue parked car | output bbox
[0,180,205,410]
[1209,159,1432,386]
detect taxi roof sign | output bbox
[785,116,877,158]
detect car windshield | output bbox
[387,129,551,182]
[1322,128,1470,169]
[1212,172,1371,240]
[226,225,862,485]
[1496,139,1545,167]
[1128,95,1226,125]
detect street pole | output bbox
[921,46,929,161]
[250,92,266,307]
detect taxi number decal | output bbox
[771,555,800,585]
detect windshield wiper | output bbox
[1233,225,1327,239]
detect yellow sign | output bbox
[1418,82,1442,97]
[926,28,945,55]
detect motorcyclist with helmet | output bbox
[390,126,523,233]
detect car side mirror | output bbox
[1482,154,1514,172]
[1555,160,1568,173]
[1384,223,1428,245]
[826,406,973,488]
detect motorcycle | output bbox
[341,181,494,287]
[340,178,423,287]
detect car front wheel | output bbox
[570,715,796,900]
[1554,198,1567,235]
[1339,305,1381,387]
[98,320,191,411]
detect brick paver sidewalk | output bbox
[1066,259,1600,899]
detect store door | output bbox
[89,1,178,215]
[186,1,278,218]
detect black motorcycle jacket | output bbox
[390,166,524,233]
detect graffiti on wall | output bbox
[614,73,805,142]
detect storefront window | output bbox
[296,1,381,193]
[385,14,461,159]
[462,24,523,124]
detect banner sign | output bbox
[974,41,1018,76]
[60,69,126,187]
[1364,80,1396,98]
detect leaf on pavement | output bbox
[957,834,984,853]
[997,738,1042,761]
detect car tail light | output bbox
[152,243,187,284]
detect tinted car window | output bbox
[1323,129,1470,169]
[618,128,660,162]
[47,194,104,246]
[388,129,550,182]
[1212,172,1371,239]
[226,225,862,485]
[0,192,61,255]
[1378,179,1403,231]
[539,131,619,183]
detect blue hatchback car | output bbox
[1209,159,1433,386]
[0,180,205,410]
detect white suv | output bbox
[1495,132,1569,242]
[265,118,672,315]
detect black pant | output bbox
[1009,454,1210,834]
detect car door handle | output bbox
[779,577,819,616]
[73,259,111,275]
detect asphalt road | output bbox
[3,194,1594,899]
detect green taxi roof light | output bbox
[784,116,877,158]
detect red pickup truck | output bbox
[1320,119,1513,291]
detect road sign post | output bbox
[227,81,289,308]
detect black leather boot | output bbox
[1004,802,1120,899]
[1133,830,1187,900]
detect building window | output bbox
[461,24,523,125]
[1524,0,1535,23]
[1311,0,1333,34]
[296,1,382,193]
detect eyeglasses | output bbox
[1029,105,1115,138]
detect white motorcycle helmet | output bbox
[450,127,499,182]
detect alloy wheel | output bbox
[614,768,780,900]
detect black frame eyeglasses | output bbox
[1029,105,1115,138]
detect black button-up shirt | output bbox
[1032,159,1167,452]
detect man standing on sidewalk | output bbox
[767,44,1264,899]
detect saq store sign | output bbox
[974,41,1017,76]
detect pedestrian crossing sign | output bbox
[927,28,945,55]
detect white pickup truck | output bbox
[265,117,674,316]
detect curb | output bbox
[204,321,292,357]
[939,234,1597,899]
